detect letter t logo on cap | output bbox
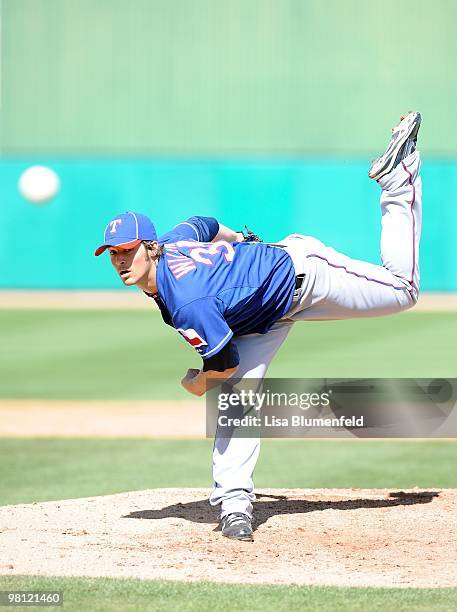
[109,219,122,234]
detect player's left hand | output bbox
[239,225,263,242]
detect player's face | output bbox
[108,243,151,286]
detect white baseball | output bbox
[18,166,60,204]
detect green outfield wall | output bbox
[0,157,453,290]
[1,2,455,290]
[0,0,456,155]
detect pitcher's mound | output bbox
[1,488,456,588]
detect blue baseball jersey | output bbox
[155,217,296,360]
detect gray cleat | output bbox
[368,111,421,181]
[221,512,253,541]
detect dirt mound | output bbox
[1,488,455,588]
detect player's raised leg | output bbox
[378,148,421,302]
[283,112,422,321]
[371,111,422,301]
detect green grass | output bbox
[0,576,456,611]
[1,438,456,506]
[1,310,456,399]
[1,310,456,609]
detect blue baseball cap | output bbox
[95,211,157,256]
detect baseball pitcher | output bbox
[95,112,422,541]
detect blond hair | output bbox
[142,240,165,259]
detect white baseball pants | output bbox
[210,151,422,518]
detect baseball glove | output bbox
[239,225,263,242]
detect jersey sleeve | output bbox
[159,216,219,244]
[172,297,233,359]
[202,340,239,371]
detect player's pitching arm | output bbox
[179,331,241,396]
[181,221,259,395]
[181,365,238,396]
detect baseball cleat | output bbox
[368,111,421,181]
[221,512,254,541]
